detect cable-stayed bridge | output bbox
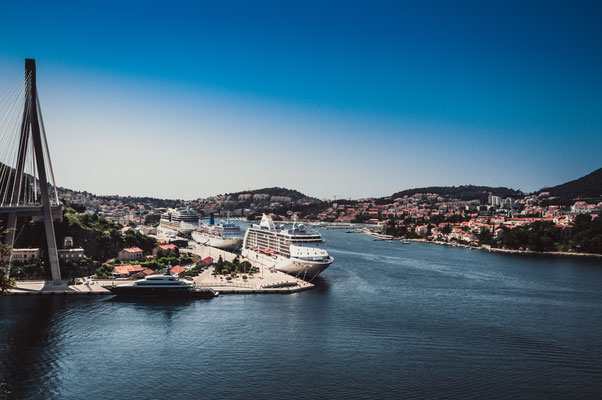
[0,59,63,283]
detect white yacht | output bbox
[104,273,217,298]
[192,213,244,250]
[159,207,199,234]
[241,214,334,279]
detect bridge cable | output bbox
[1,83,28,206]
[13,76,33,206]
[36,91,59,204]
[0,74,29,206]
[1,73,28,205]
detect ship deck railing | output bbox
[197,282,257,289]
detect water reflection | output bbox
[309,276,332,292]
[0,296,67,398]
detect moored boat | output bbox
[104,273,217,298]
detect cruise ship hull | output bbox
[242,249,333,278]
[105,285,217,298]
[158,221,197,235]
[192,232,243,251]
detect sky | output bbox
[0,0,600,200]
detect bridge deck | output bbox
[0,205,62,214]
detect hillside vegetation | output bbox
[11,207,156,262]
[223,187,319,202]
[541,168,602,204]
[388,185,523,203]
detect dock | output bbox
[10,280,112,295]
[9,243,314,295]
[193,265,313,294]
[184,242,315,294]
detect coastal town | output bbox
[1,166,601,293]
[55,181,601,252]
[58,186,601,229]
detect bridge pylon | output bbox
[1,59,62,284]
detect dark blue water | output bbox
[2,229,602,399]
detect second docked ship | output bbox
[192,213,244,251]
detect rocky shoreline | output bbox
[402,238,602,259]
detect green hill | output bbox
[541,168,602,204]
[223,187,318,203]
[388,185,523,202]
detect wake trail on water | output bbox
[329,247,508,284]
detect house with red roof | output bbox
[118,247,144,261]
[170,265,186,275]
[201,257,213,265]
[113,264,144,277]
[153,243,178,257]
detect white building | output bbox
[58,248,85,264]
[139,226,157,235]
[488,195,502,207]
[11,248,41,263]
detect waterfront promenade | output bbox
[9,243,313,295]
[10,280,110,295]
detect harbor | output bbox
[3,228,602,399]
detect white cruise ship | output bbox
[192,214,244,251]
[241,214,334,279]
[159,207,199,234]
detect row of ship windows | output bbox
[248,235,323,249]
[250,235,288,243]
[249,238,290,254]
[249,236,322,245]
[250,231,320,240]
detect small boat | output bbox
[401,240,411,244]
[104,272,217,298]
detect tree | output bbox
[498,221,558,252]
[571,214,602,254]
[0,228,16,295]
[67,202,87,213]
[94,263,114,278]
[240,261,252,274]
[214,255,225,274]
[144,214,161,225]
[477,229,493,245]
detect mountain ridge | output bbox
[540,168,602,204]
[15,168,602,205]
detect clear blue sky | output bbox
[0,0,600,199]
